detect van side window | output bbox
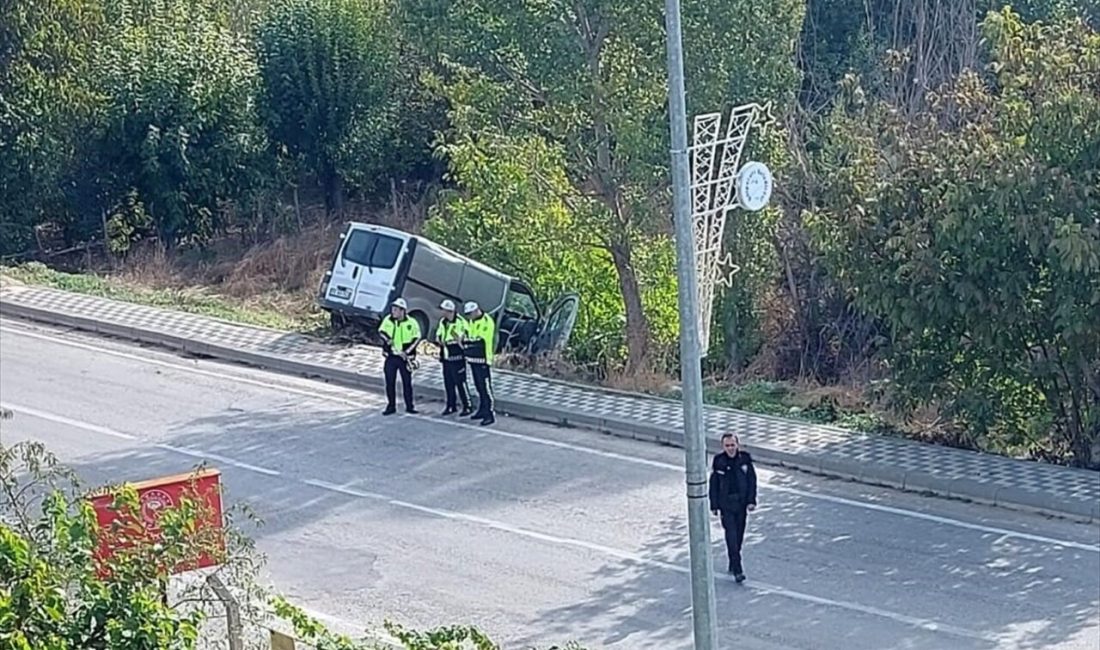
[342,231,403,269]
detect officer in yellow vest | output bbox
[462,301,496,426]
[379,297,421,415]
[436,299,473,416]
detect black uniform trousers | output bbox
[719,507,748,574]
[441,359,471,410]
[383,355,414,411]
[469,362,494,416]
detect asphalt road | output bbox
[2,318,1099,650]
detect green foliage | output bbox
[89,0,269,249]
[0,441,205,650]
[256,0,399,211]
[0,0,104,254]
[701,381,896,433]
[415,0,803,371]
[798,0,1098,113]
[272,596,587,650]
[425,127,679,370]
[3,0,1098,465]
[807,8,1100,465]
[4,437,591,650]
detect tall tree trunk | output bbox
[322,166,345,216]
[609,237,651,374]
[725,301,742,374]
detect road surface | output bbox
[2,318,1098,650]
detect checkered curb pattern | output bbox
[3,284,1097,519]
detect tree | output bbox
[255,0,399,215]
[1,443,212,649]
[807,9,1100,466]
[86,0,269,250]
[412,0,803,373]
[424,123,677,371]
[0,0,103,255]
[783,0,1100,384]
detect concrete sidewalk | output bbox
[2,282,1097,521]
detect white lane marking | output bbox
[762,486,1100,553]
[301,477,989,641]
[0,399,1031,640]
[156,443,281,477]
[4,323,1097,554]
[411,416,1100,553]
[3,403,281,477]
[1,402,138,441]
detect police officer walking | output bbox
[462,301,495,426]
[436,299,472,416]
[709,433,758,582]
[379,297,421,416]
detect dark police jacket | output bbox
[708,451,758,512]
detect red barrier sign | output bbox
[89,468,225,574]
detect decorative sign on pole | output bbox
[88,467,225,575]
[689,103,773,357]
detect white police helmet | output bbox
[440,299,456,311]
[392,298,408,310]
[463,301,479,314]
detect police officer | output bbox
[462,301,495,426]
[436,299,472,416]
[379,298,421,416]
[709,433,757,582]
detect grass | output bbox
[3,262,324,333]
[699,380,901,435]
[4,226,902,439]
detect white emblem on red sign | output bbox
[140,489,175,530]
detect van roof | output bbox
[344,221,516,282]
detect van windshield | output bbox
[343,230,403,269]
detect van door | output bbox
[326,225,408,315]
[531,293,580,354]
[499,281,541,352]
[324,230,358,309]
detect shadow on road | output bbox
[17,397,1100,650]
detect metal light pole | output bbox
[662,1,719,649]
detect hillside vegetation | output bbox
[2,0,1097,466]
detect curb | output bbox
[2,298,1096,523]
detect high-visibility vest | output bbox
[464,314,495,365]
[436,316,468,360]
[380,315,421,352]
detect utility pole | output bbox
[662,1,719,649]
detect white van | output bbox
[318,222,580,355]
